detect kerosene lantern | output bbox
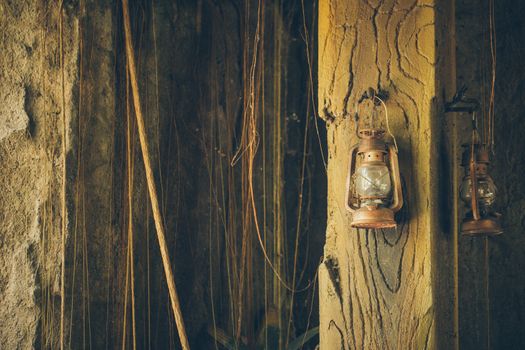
[345,128,403,228]
[459,142,502,236]
[445,86,503,236]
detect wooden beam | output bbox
[317,1,457,348]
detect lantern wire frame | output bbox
[346,92,404,229]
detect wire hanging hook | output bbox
[354,88,398,152]
[374,95,398,153]
[354,88,399,153]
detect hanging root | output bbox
[59,2,67,349]
[121,0,190,349]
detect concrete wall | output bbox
[0,1,78,348]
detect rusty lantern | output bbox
[345,129,403,229]
[459,143,503,236]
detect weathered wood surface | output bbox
[455,2,489,347]
[455,1,525,349]
[318,1,456,349]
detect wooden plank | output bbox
[455,1,489,349]
[318,1,456,348]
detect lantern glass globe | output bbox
[354,163,392,207]
[460,176,497,209]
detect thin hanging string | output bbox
[486,3,496,349]
[245,0,317,295]
[488,0,496,153]
[480,17,487,145]
[485,235,491,349]
[58,2,67,349]
[301,0,327,170]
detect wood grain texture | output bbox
[318,1,456,349]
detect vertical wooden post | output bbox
[317,1,457,348]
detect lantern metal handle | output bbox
[388,144,403,213]
[469,145,481,221]
[345,143,360,212]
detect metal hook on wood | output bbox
[444,85,480,113]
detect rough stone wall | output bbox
[0,1,78,348]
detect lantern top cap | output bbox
[461,143,490,166]
[358,128,386,139]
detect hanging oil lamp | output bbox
[459,142,502,236]
[445,87,503,236]
[345,91,403,229]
